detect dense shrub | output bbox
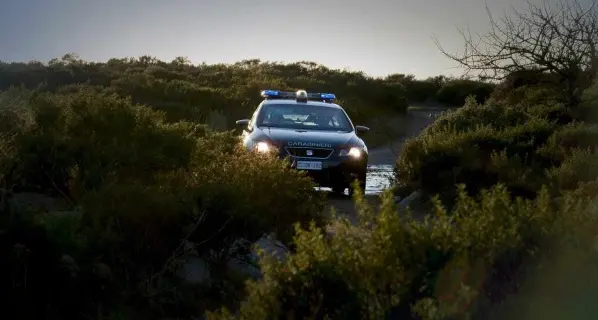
[536,122,598,162]
[489,70,561,103]
[580,79,598,121]
[383,73,495,106]
[0,56,495,131]
[546,148,598,192]
[209,185,598,319]
[2,88,199,196]
[435,79,495,106]
[0,57,412,131]
[395,81,597,205]
[425,99,532,133]
[0,87,326,319]
[396,100,559,203]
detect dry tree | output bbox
[434,0,598,106]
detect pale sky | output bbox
[0,0,587,78]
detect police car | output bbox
[236,89,370,195]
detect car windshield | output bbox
[256,104,353,132]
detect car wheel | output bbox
[332,185,347,196]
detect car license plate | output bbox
[296,160,322,170]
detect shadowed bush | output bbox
[0,87,326,319]
[396,103,558,203]
[395,81,597,206]
[208,184,598,319]
[435,79,494,106]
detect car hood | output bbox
[259,127,357,149]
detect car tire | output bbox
[332,185,347,196]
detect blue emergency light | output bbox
[260,89,336,102]
[304,92,336,102]
[261,90,280,98]
[320,93,336,100]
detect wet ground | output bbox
[323,107,441,216]
[324,108,438,194]
[364,164,395,194]
[316,164,395,195]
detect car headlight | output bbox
[339,147,362,158]
[255,141,271,153]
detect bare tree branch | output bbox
[434,0,598,104]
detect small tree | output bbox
[434,0,598,106]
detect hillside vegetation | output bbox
[2,0,598,319]
[0,56,493,127]
[0,58,492,319]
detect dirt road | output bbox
[325,107,440,217]
[367,108,438,165]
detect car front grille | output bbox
[284,147,333,159]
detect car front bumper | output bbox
[285,155,367,188]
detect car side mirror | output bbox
[235,119,251,132]
[236,119,250,126]
[355,125,370,135]
[236,119,250,128]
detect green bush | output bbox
[428,96,574,136]
[2,88,198,196]
[382,81,598,319]
[536,122,598,163]
[396,104,557,203]
[76,152,324,317]
[0,57,416,133]
[489,70,561,104]
[435,79,494,106]
[382,74,494,105]
[395,87,596,206]
[425,97,533,133]
[580,79,598,121]
[0,207,104,320]
[209,185,598,319]
[546,148,598,192]
[0,87,326,319]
